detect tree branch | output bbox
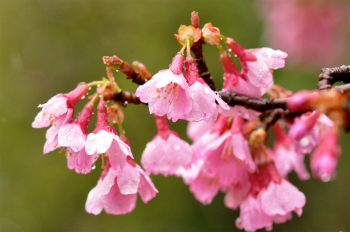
[191,41,217,91]
[318,65,350,91]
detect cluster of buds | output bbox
[32,11,349,231]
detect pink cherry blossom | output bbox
[259,163,306,218]
[219,51,261,120]
[184,56,229,121]
[191,115,227,158]
[236,194,274,232]
[226,38,287,90]
[224,181,251,210]
[141,115,193,176]
[245,48,287,89]
[205,116,255,172]
[186,119,215,142]
[310,129,340,182]
[86,159,158,215]
[272,123,309,180]
[32,84,89,128]
[135,52,192,122]
[42,109,74,154]
[85,99,133,170]
[66,147,97,174]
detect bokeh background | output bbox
[0,0,349,231]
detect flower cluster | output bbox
[32,11,349,232]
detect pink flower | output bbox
[192,115,228,158]
[33,84,89,154]
[236,163,305,231]
[224,181,251,210]
[259,0,350,67]
[32,84,89,128]
[85,99,133,170]
[236,194,274,232]
[65,148,97,174]
[186,119,215,142]
[42,109,74,154]
[272,123,309,180]
[141,115,193,176]
[184,56,229,121]
[260,163,306,218]
[86,158,158,215]
[135,52,192,122]
[289,112,334,155]
[226,38,287,90]
[288,111,321,140]
[202,23,221,45]
[310,129,340,182]
[58,102,96,174]
[205,116,256,172]
[219,51,261,120]
[245,48,287,89]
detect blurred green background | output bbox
[0,0,349,231]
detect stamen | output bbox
[158,95,161,98]
[101,153,106,169]
[156,88,160,93]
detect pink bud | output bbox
[310,129,340,182]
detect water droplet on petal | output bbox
[81,96,85,99]
[67,136,72,141]
[87,133,96,141]
[174,144,181,150]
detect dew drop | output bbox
[204,87,211,94]
[81,95,85,99]
[87,133,96,141]
[67,136,72,141]
[92,164,96,170]
[174,144,181,150]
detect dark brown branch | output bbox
[191,41,217,91]
[318,65,350,91]
[218,91,293,113]
[111,91,145,106]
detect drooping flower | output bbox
[86,158,158,215]
[219,50,261,120]
[141,115,193,176]
[272,122,309,180]
[310,129,341,182]
[186,119,215,142]
[32,83,89,128]
[33,84,90,154]
[191,115,228,158]
[259,163,306,218]
[184,56,229,121]
[236,162,306,232]
[204,116,256,172]
[226,38,287,90]
[135,52,193,122]
[85,98,133,170]
[58,102,97,174]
